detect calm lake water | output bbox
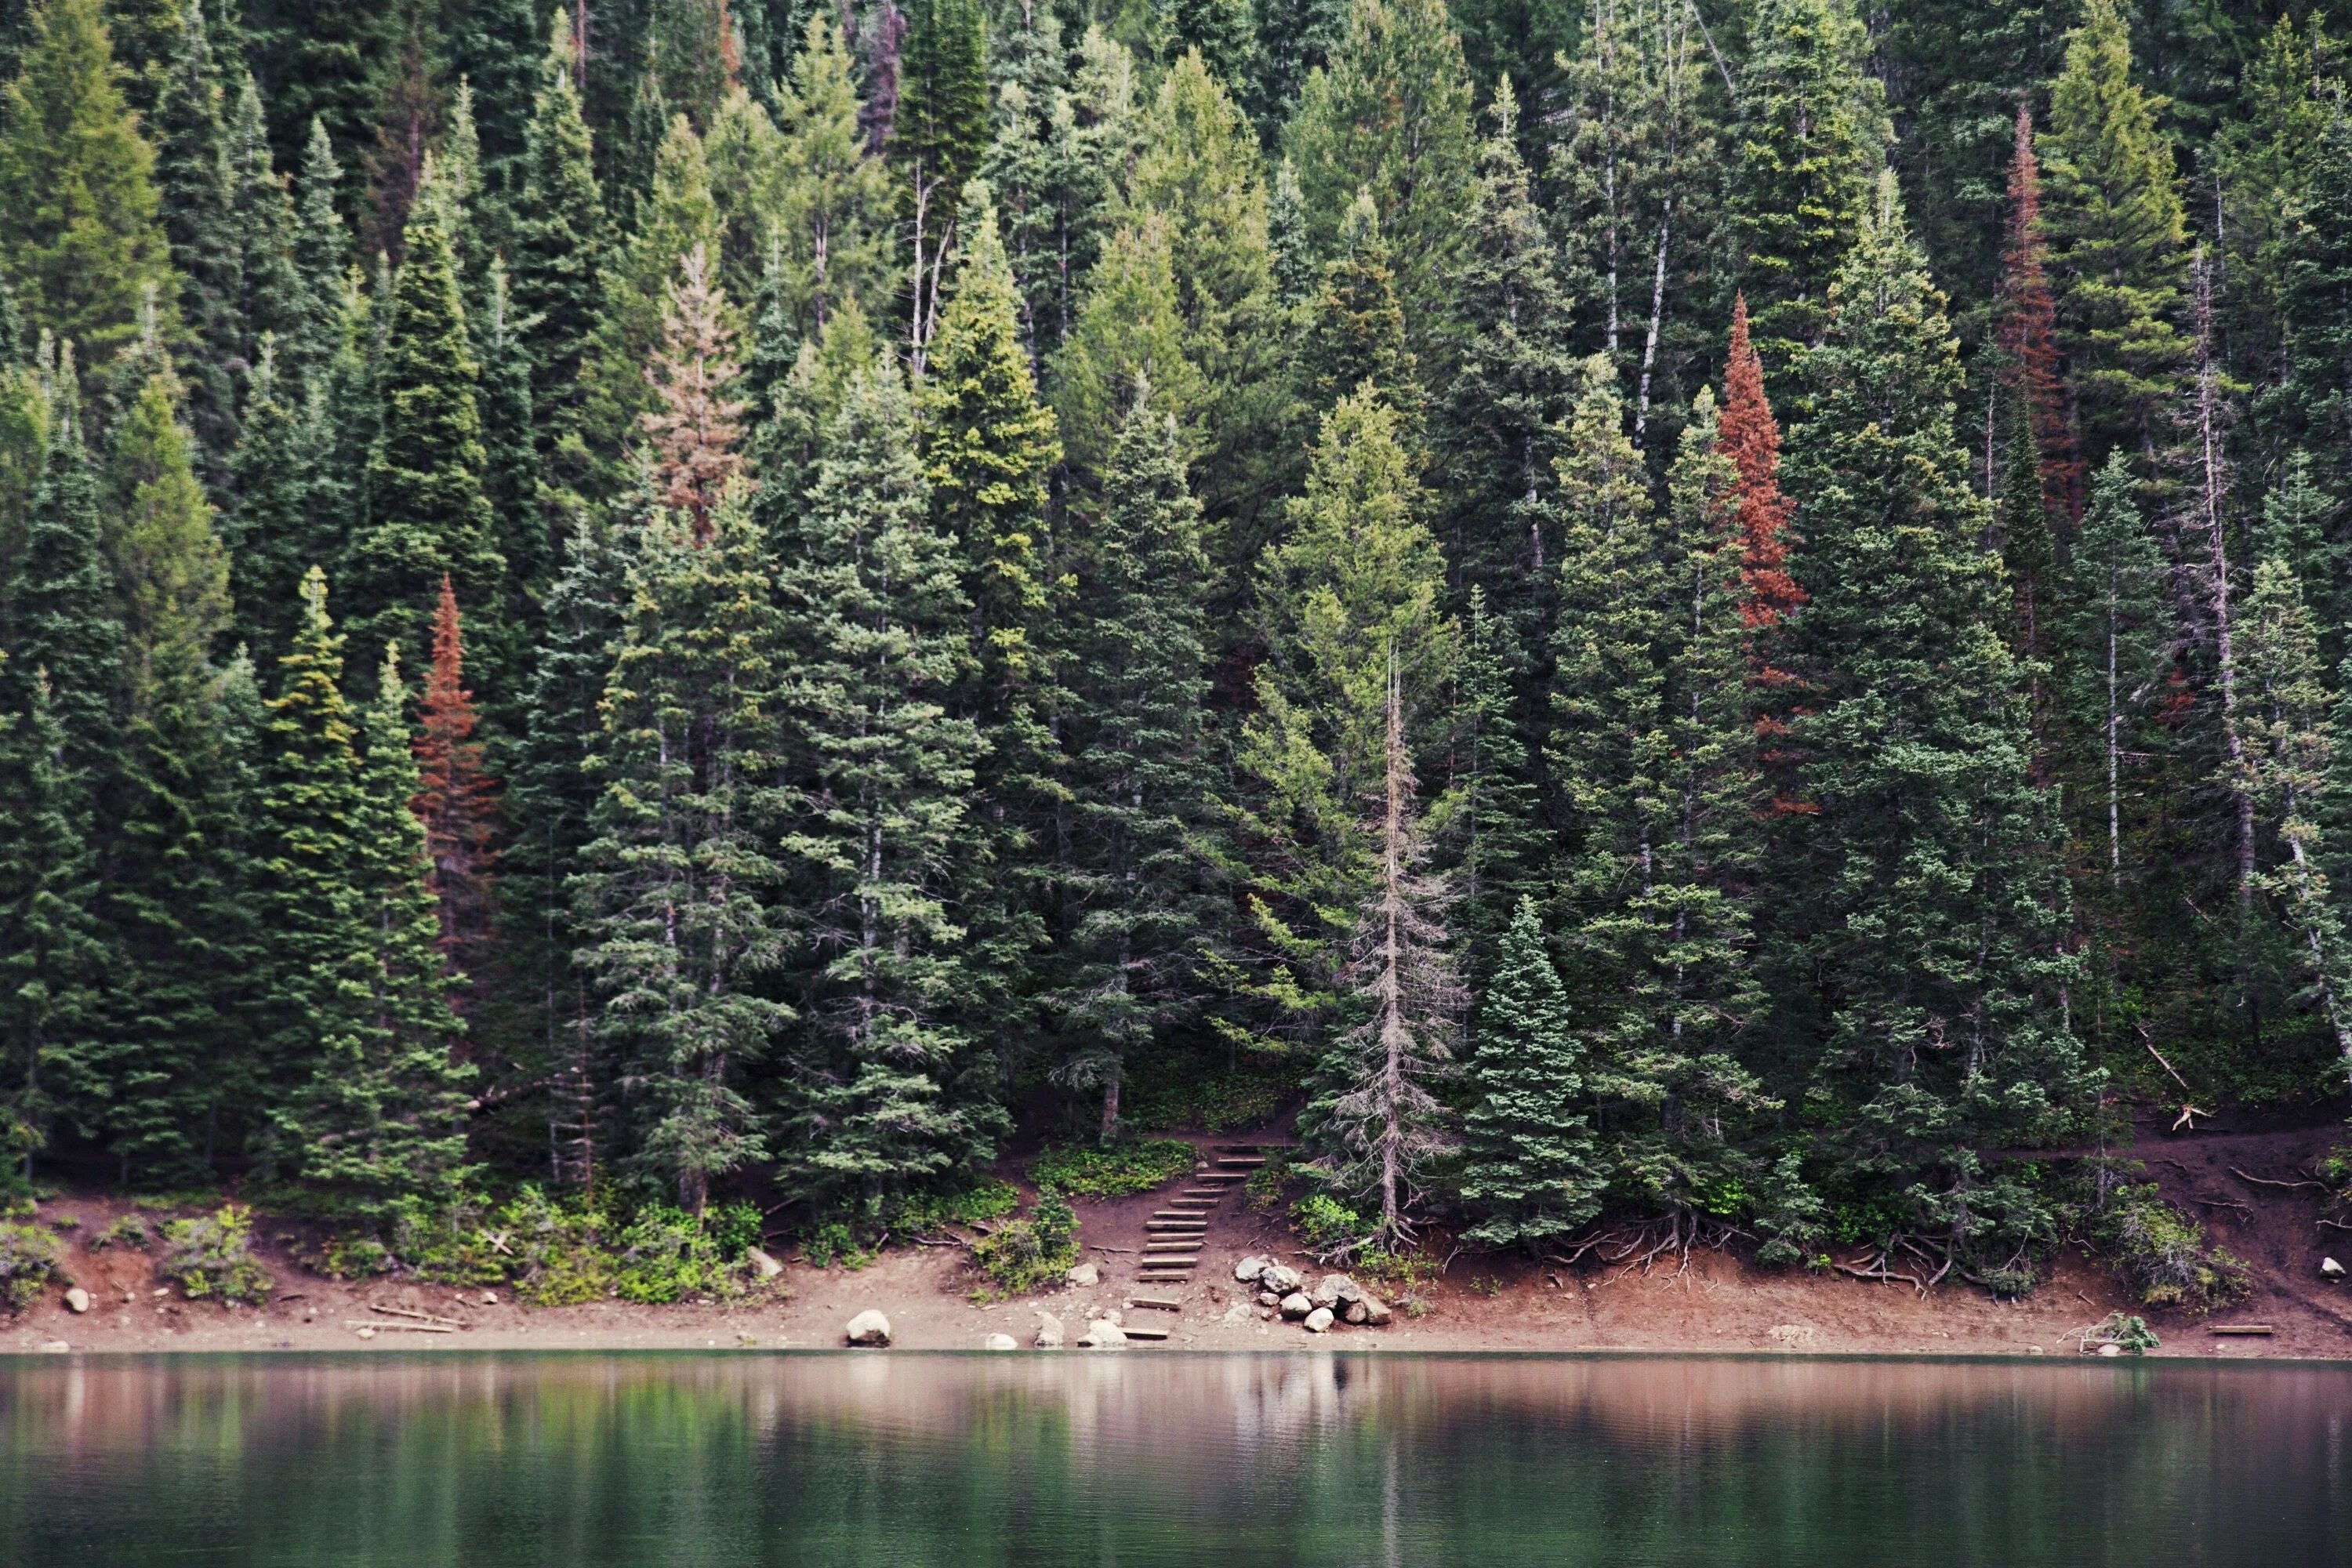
[1,1350,2344,1566]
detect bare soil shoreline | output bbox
[10,1115,2351,1363]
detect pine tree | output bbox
[892,0,990,366]
[2062,452,2166,891]
[347,160,506,684]
[1283,0,1476,353]
[1998,105,2078,535]
[1723,0,1886,385]
[1297,189,1414,423]
[224,339,328,658]
[1461,896,1600,1248]
[0,0,174,368]
[288,118,353,395]
[769,16,895,340]
[1782,176,2092,1261]
[2277,107,2352,511]
[1052,212,1207,474]
[2042,0,2190,472]
[0,669,111,1178]
[2,370,125,778]
[104,362,227,710]
[151,0,239,481]
[774,354,1000,1210]
[510,21,604,469]
[412,576,498,1004]
[640,242,747,538]
[1305,655,1460,1247]
[1058,391,1224,1138]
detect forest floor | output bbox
[9,1113,2351,1361]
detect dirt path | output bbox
[9,1116,2350,1360]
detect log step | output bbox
[1215,1156,1266,1168]
[1145,1222,1206,1232]
[1143,1242,1202,1252]
[1152,1209,1209,1218]
[2208,1324,2275,1336]
[1123,1326,1171,1341]
[1180,1189,1226,1199]
[1129,1296,1185,1311]
[1139,1261,1197,1272]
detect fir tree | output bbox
[774,354,1000,1210]
[445,0,544,202]
[893,0,990,365]
[477,256,543,615]
[2,371,125,778]
[1724,0,1886,385]
[2042,0,2190,471]
[151,0,239,481]
[769,16,895,340]
[412,575,498,1004]
[0,670,111,1178]
[1283,0,1476,353]
[2063,452,2167,891]
[1717,292,1806,802]
[224,339,327,657]
[229,73,303,373]
[0,0,174,368]
[1783,176,2092,1261]
[1058,391,1223,1138]
[1052,212,1207,474]
[640,242,747,538]
[1998,105,2078,535]
[510,22,604,469]
[347,160,506,684]
[2278,107,2352,512]
[575,492,791,1214]
[1460,896,1599,1248]
[1297,189,1414,423]
[104,362,227,710]
[288,118,353,395]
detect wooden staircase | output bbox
[1122,1145,1288,1319]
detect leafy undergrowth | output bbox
[1031,1139,1196,1198]
[969,1195,1079,1298]
[1123,1049,1295,1133]
[158,1206,275,1304]
[2089,1184,2249,1312]
[0,1221,61,1311]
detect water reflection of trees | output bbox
[1,1354,2344,1565]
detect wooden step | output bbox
[1128,1296,1185,1311]
[1145,1222,1206,1232]
[1139,1259,1198,1270]
[1123,1326,1171,1341]
[1192,1173,1244,1184]
[1215,1156,1266,1168]
[1143,1240,1203,1251]
[1180,1189,1226,1199]
[1152,1208,1210,1218]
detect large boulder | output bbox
[1078,1319,1129,1348]
[1357,1294,1392,1327]
[1303,1307,1335,1334]
[1261,1263,1303,1295]
[1310,1273,1358,1309]
[1234,1256,1270,1283]
[844,1309,892,1347]
[1279,1291,1312,1320]
[984,1333,1019,1351]
[1034,1312,1065,1348]
[63,1287,90,1314]
[1065,1261,1100,1287]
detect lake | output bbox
[1,1351,2343,1565]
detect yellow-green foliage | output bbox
[0,1221,61,1310]
[158,1206,274,1304]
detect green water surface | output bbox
[0,1350,2342,1565]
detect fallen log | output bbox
[369,1304,466,1328]
[345,1320,457,1334]
[2207,1324,2274,1336]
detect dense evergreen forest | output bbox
[2,0,2349,1286]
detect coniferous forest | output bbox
[2,0,2350,1290]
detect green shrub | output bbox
[496,1187,615,1306]
[0,1221,61,1311]
[2092,1185,2249,1312]
[1031,1139,1195,1198]
[91,1214,150,1250]
[1245,1153,1296,1210]
[387,1192,508,1285]
[2090,1312,2161,1355]
[47,1211,81,1231]
[1291,1192,1365,1254]
[614,1205,746,1304]
[970,1195,1080,1296]
[800,1220,873,1270]
[703,1202,764,1258]
[883,1180,1021,1236]
[1124,1058,1293,1133]
[320,1234,395,1279]
[158,1206,274,1304]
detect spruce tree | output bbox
[510,24,605,471]
[477,256,544,614]
[2062,462,2165,895]
[412,576,498,1004]
[0,0,174,368]
[288,118,353,395]
[774,354,1000,1211]
[893,0,990,365]
[347,160,506,685]
[770,16,895,340]
[1297,189,1415,425]
[229,73,303,373]
[224,339,327,658]
[1723,0,1886,385]
[1782,177,2092,1261]
[0,670,111,1178]
[1998,105,2078,536]
[104,362,227,709]
[151,0,240,481]
[1283,0,1475,354]
[1461,896,1600,1249]
[2278,107,2352,512]
[1058,393,1224,1138]
[445,0,543,203]
[2041,0,2190,472]
[2,372,125,779]
[640,242,748,538]
[1052,212,1207,474]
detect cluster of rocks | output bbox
[1234,1257,1391,1332]
[1033,1308,1128,1348]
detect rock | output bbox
[2323,1256,2346,1280]
[1303,1307,1335,1334]
[844,1309,892,1347]
[480,1290,499,1306]
[745,1247,785,1280]
[63,1287,89,1314]
[2096,1342,2123,1357]
[1342,1300,1369,1326]
[1311,1273,1358,1308]
[984,1333,1019,1351]
[1088,1307,1123,1327]
[1065,1261,1101,1288]
[1261,1263,1303,1294]
[1034,1312,1065,1349]
[1235,1256,1271,1283]
[1077,1319,1128,1348]
[354,1327,376,1341]
[1358,1294,1392,1327]
[1766,1323,1817,1347]
[1279,1291,1312,1320]
[2024,1345,2045,1356]
[1257,1306,1275,1320]
[1221,1301,1254,1325]
[37,1339,69,1354]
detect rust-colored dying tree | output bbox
[1999,105,2078,529]
[1718,293,1810,811]
[412,575,499,1004]
[642,241,748,539]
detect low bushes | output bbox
[1031,1140,1194,1199]
[0,1221,60,1311]
[158,1206,274,1304]
[970,1195,1079,1296]
[2092,1184,2248,1312]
